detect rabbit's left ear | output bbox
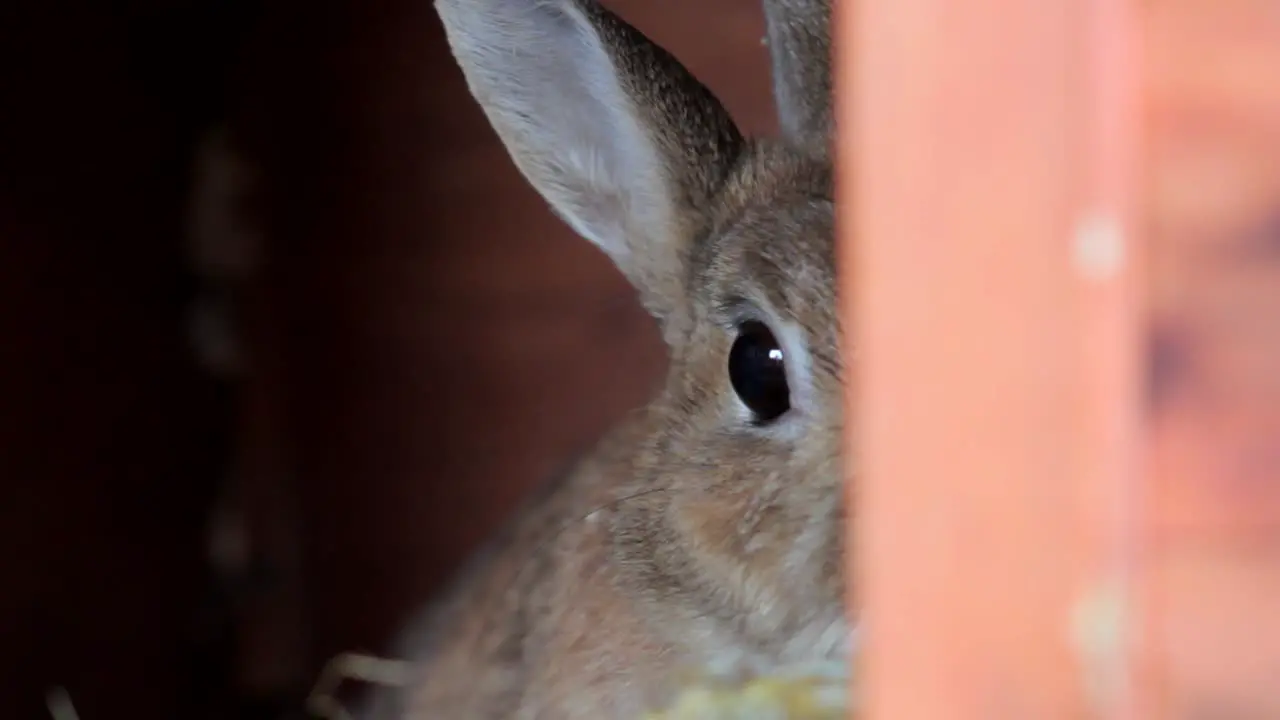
[434,0,745,324]
[762,0,833,150]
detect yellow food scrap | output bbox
[645,662,850,719]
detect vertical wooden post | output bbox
[843,0,1142,716]
[845,0,1280,716]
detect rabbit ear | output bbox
[763,0,833,150]
[434,0,745,322]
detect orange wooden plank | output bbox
[843,0,1143,716]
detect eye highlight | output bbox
[728,320,791,423]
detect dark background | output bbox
[0,1,775,718]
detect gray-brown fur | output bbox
[762,0,834,149]
[365,0,843,716]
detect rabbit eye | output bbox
[728,321,791,423]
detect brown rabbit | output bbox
[360,0,842,716]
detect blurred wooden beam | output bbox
[847,0,1280,716]
[844,0,1143,716]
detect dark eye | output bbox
[728,320,791,423]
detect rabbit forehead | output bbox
[689,144,839,369]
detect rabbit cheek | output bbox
[671,488,795,633]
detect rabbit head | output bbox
[435,0,843,667]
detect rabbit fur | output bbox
[361,0,843,717]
